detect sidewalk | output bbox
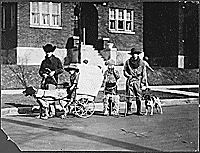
[2,104,198,151]
[1,84,199,116]
[1,84,199,95]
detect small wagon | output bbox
[35,64,103,118]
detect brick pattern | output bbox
[97,2,143,51]
[17,2,74,49]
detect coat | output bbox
[39,55,63,86]
[123,57,147,97]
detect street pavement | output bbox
[1,104,199,151]
[1,84,199,151]
[1,84,199,116]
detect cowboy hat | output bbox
[128,48,143,55]
[64,64,79,72]
[43,44,56,53]
[105,59,115,66]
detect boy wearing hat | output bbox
[65,65,80,100]
[39,44,64,117]
[60,65,79,118]
[123,48,147,116]
[103,59,120,116]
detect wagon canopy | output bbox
[76,64,104,97]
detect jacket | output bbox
[123,58,147,86]
[39,55,63,86]
[103,68,120,84]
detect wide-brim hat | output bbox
[64,64,79,72]
[128,48,143,55]
[105,59,115,66]
[43,44,56,53]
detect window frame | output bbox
[2,5,6,30]
[109,8,135,34]
[30,2,62,29]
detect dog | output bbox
[23,86,70,119]
[143,94,163,116]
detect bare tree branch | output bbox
[5,56,29,88]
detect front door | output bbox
[80,3,98,46]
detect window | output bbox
[109,8,135,34]
[1,3,16,30]
[2,5,6,30]
[30,2,61,29]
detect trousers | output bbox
[126,80,142,113]
[103,94,120,115]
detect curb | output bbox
[1,98,199,116]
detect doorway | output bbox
[143,3,179,67]
[144,2,199,68]
[80,3,98,46]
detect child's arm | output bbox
[102,71,108,88]
[69,73,79,91]
[113,69,120,80]
[145,61,154,72]
[147,65,154,72]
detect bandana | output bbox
[129,57,141,69]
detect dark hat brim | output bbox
[43,45,56,52]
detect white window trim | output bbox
[109,8,135,34]
[30,2,62,29]
[2,6,6,30]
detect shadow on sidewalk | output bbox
[2,117,161,152]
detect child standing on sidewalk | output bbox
[102,59,120,116]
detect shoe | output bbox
[114,113,119,118]
[49,114,55,118]
[35,115,41,119]
[127,110,133,115]
[136,112,144,116]
[61,115,66,119]
[41,116,48,120]
[103,111,109,116]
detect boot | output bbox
[127,102,132,115]
[136,99,143,116]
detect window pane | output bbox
[118,9,124,19]
[2,6,6,29]
[118,20,124,30]
[32,13,39,24]
[42,2,49,13]
[32,2,39,13]
[42,14,50,25]
[52,3,59,14]
[127,10,131,20]
[126,21,131,30]
[52,15,58,25]
[110,20,115,29]
[110,9,115,19]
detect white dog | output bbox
[144,94,163,116]
[23,86,69,119]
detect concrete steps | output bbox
[81,45,106,70]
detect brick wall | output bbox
[17,2,75,49]
[97,2,143,51]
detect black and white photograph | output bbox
[1,0,199,152]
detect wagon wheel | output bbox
[74,98,95,118]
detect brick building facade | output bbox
[1,2,198,68]
[1,1,143,65]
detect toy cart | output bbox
[65,64,104,118]
[36,64,103,118]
